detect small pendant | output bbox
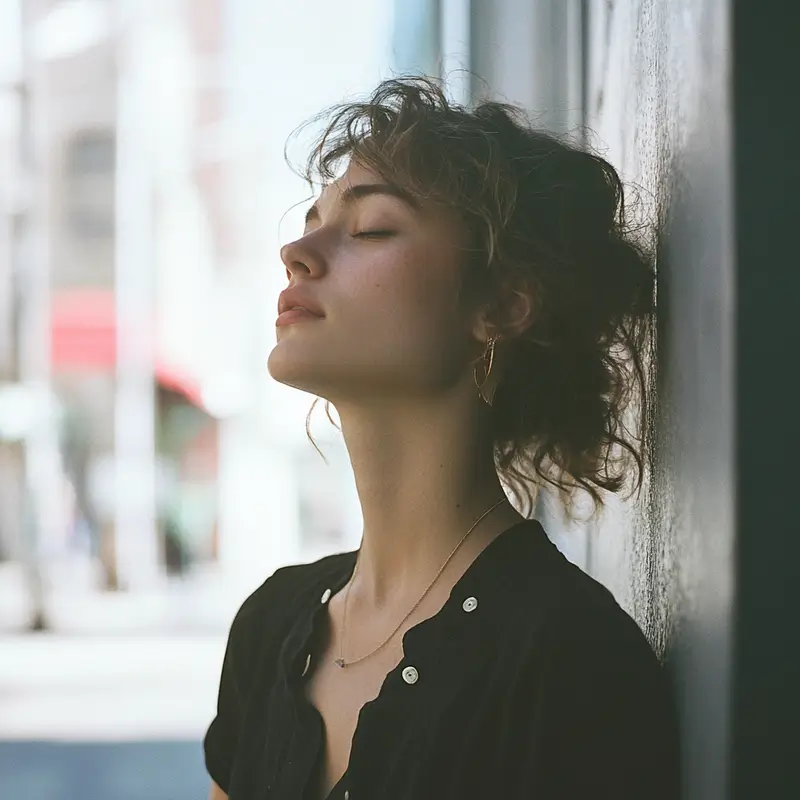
[334,658,346,668]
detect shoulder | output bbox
[510,529,673,741]
[511,523,658,662]
[499,534,679,797]
[549,559,655,657]
[225,550,355,660]
[540,576,666,702]
[204,553,354,793]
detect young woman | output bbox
[205,77,678,800]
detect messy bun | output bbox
[297,76,655,516]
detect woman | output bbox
[205,77,678,800]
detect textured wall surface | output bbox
[472,1,798,796]
[583,2,734,799]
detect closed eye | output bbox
[352,230,396,239]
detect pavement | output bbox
[0,633,227,799]
[0,558,244,636]
[0,634,226,741]
[0,558,248,799]
[0,740,209,800]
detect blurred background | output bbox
[0,0,466,797]
[2,1,796,799]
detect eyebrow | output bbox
[304,183,420,225]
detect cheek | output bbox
[338,245,468,381]
[346,245,461,333]
[267,239,471,397]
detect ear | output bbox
[502,287,536,338]
[471,284,536,344]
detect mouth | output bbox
[275,307,325,327]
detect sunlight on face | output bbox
[267,162,477,405]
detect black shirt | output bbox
[204,519,679,799]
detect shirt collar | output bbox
[281,519,552,684]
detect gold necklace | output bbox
[334,496,509,669]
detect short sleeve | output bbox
[202,564,305,793]
[512,608,680,799]
[203,614,243,793]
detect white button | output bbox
[402,666,419,685]
[321,588,332,604]
[343,792,350,800]
[462,596,478,613]
[301,653,312,677]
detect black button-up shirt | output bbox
[204,520,678,799]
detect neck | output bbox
[335,390,525,605]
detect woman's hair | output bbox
[293,76,655,518]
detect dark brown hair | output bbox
[293,77,655,517]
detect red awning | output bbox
[154,362,204,407]
[50,288,116,369]
[50,288,204,408]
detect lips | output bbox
[275,307,324,327]
[277,287,325,317]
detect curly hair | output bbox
[292,76,655,518]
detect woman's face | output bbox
[267,161,481,404]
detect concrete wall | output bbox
[471,0,583,134]
[473,1,799,797]
[471,0,713,643]
[474,0,735,796]
[583,3,734,799]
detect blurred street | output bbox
[0,0,394,797]
[0,631,226,798]
[0,632,224,741]
[0,741,208,800]
[0,562,238,799]
[0,558,241,636]
[0,607,227,800]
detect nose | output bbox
[280,236,325,280]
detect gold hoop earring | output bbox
[474,335,500,406]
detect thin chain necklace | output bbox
[334,496,509,669]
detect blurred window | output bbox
[64,129,115,238]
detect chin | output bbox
[267,341,335,397]
[267,346,311,391]
[268,337,426,403]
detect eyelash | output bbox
[352,230,395,239]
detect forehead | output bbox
[316,161,392,206]
[313,160,464,236]
[338,160,382,190]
